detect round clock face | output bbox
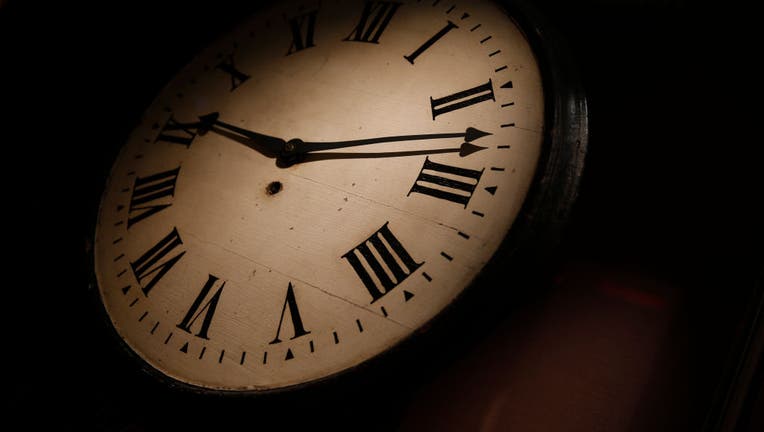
[95,0,544,391]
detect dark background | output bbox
[2,0,760,430]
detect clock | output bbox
[93,0,586,393]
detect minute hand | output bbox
[290,127,491,155]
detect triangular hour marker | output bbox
[404,290,415,302]
[121,285,131,295]
[179,342,189,353]
[285,348,294,360]
[501,81,513,89]
[461,13,470,19]
[116,205,124,211]
[485,186,498,195]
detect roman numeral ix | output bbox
[127,167,179,228]
[342,222,423,303]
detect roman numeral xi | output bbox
[215,53,250,91]
[342,222,423,303]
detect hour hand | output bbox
[198,112,286,156]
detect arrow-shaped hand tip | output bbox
[459,142,487,157]
[465,127,491,142]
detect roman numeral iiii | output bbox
[342,222,423,303]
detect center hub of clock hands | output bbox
[197,112,490,167]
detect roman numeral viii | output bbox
[177,274,225,340]
[342,222,423,303]
[431,79,495,120]
[409,157,484,207]
[286,9,318,55]
[128,167,179,228]
[130,227,186,296]
[344,1,401,44]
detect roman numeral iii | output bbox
[430,79,495,119]
[130,227,186,296]
[286,9,318,55]
[177,274,225,340]
[344,1,401,44]
[342,222,423,303]
[128,167,179,228]
[408,157,484,207]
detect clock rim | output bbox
[85,0,588,397]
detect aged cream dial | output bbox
[95,0,544,391]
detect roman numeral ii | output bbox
[430,79,495,119]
